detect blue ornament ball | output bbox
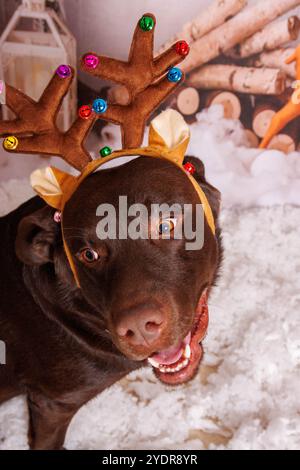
[167,67,182,83]
[92,98,108,114]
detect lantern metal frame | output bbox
[0,0,76,131]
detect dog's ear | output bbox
[183,155,221,220]
[15,205,60,265]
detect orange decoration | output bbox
[260,44,300,149]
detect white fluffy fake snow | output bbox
[188,106,300,207]
[0,174,299,449]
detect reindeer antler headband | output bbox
[0,13,215,286]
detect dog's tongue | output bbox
[149,333,191,365]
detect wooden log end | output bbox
[206,90,241,119]
[177,87,200,116]
[253,107,277,138]
[267,134,296,153]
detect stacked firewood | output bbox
[158,0,300,152]
[109,0,300,152]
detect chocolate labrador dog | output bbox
[0,155,222,450]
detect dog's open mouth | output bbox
[148,291,209,385]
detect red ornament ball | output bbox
[175,40,190,56]
[78,105,93,119]
[183,162,196,175]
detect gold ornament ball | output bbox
[3,136,18,150]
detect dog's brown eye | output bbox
[79,248,99,264]
[158,219,176,237]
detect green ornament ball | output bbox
[99,146,112,157]
[139,15,154,31]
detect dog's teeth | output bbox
[148,357,160,369]
[183,344,191,359]
[152,344,192,375]
[157,356,190,375]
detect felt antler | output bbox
[81,13,186,101]
[0,67,95,170]
[81,13,189,148]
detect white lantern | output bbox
[0,0,77,131]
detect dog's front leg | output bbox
[27,392,78,450]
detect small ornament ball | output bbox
[56,64,72,79]
[92,98,107,114]
[139,15,154,31]
[3,136,18,150]
[53,211,62,223]
[167,67,182,83]
[183,162,196,175]
[175,41,190,56]
[78,105,93,119]
[100,146,112,157]
[83,54,99,69]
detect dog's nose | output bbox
[116,307,164,347]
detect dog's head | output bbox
[16,155,221,385]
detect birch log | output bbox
[226,16,300,59]
[267,134,296,152]
[181,0,300,73]
[205,90,242,119]
[176,86,201,115]
[254,48,296,79]
[267,120,299,152]
[252,102,279,137]
[187,65,286,95]
[157,0,247,54]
